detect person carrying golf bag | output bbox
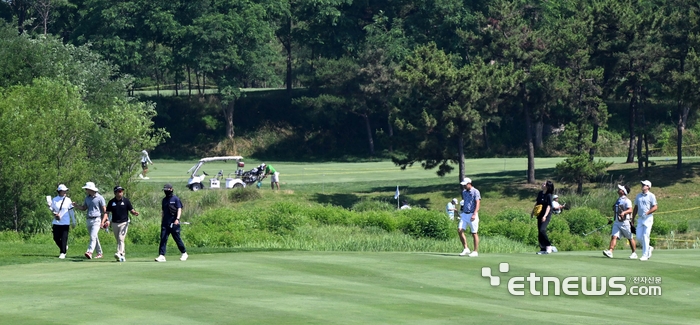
[603,185,637,259]
[531,180,557,254]
[155,183,188,262]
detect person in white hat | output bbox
[603,185,637,259]
[458,178,481,257]
[73,182,107,259]
[633,180,657,261]
[551,195,565,215]
[51,184,76,259]
[446,198,458,220]
[139,150,153,179]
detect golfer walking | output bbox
[633,180,658,261]
[155,183,188,262]
[73,182,107,259]
[51,184,76,259]
[458,178,480,257]
[139,150,153,179]
[106,186,139,262]
[531,180,556,254]
[603,185,637,259]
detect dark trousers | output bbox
[52,225,70,254]
[158,224,187,256]
[537,214,552,250]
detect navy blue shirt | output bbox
[161,194,183,225]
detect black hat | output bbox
[113,186,124,192]
[163,183,173,190]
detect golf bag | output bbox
[236,164,267,185]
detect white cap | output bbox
[460,178,472,185]
[452,198,458,204]
[142,150,148,155]
[641,180,652,188]
[617,184,628,195]
[81,182,99,192]
[56,184,68,191]
[552,195,559,199]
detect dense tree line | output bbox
[2,0,700,190]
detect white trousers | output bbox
[86,217,103,254]
[636,216,654,257]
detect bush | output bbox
[548,232,586,251]
[564,207,608,236]
[676,220,689,233]
[0,231,23,243]
[352,211,398,232]
[228,188,262,202]
[651,218,671,236]
[305,205,352,226]
[351,200,395,212]
[398,209,451,240]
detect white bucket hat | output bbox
[56,184,69,192]
[81,182,99,192]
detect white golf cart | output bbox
[186,156,247,191]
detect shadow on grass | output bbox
[362,168,560,201]
[604,161,700,189]
[312,193,361,209]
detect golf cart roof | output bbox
[197,156,243,162]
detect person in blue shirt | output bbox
[458,178,481,257]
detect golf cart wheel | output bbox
[232,183,244,189]
[191,183,203,191]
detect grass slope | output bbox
[0,248,697,324]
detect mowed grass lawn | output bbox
[0,247,698,324]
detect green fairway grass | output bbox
[0,246,697,324]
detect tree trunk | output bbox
[626,87,637,163]
[458,135,465,182]
[524,104,535,183]
[676,104,689,170]
[636,132,643,175]
[187,66,192,98]
[387,111,394,152]
[644,133,649,170]
[285,16,293,95]
[363,114,375,156]
[223,100,235,139]
[482,125,490,151]
[577,177,583,194]
[589,123,599,161]
[534,118,543,150]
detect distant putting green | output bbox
[0,248,697,324]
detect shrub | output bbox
[351,199,395,212]
[128,222,161,245]
[564,207,608,236]
[228,188,262,202]
[548,232,586,251]
[651,218,671,236]
[676,220,689,233]
[305,205,352,226]
[0,231,23,243]
[398,209,451,240]
[352,211,398,232]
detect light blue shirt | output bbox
[446,202,455,218]
[461,188,481,214]
[634,192,657,218]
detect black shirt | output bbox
[536,191,553,219]
[106,197,134,223]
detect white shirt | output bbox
[552,200,562,214]
[141,150,153,164]
[52,195,75,226]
